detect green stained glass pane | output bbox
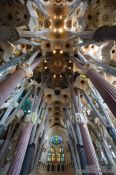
[48,156,51,162]
[61,154,64,158]
[61,157,64,162]
[21,98,32,114]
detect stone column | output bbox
[64,108,88,174]
[70,123,78,144]
[20,121,38,175]
[86,68,116,117]
[64,111,80,175]
[68,135,80,175]
[83,91,116,144]
[74,142,82,173]
[0,139,11,167]
[20,143,35,175]
[31,106,48,171]
[101,139,115,166]
[77,114,102,174]
[7,122,33,175]
[33,132,45,169]
[0,123,16,166]
[0,57,43,107]
[20,124,37,175]
[72,93,102,175]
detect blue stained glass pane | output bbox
[51,135,62,145]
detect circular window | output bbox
[51,135,63,145]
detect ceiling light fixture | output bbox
[53,74,56,78]
[53,50,56,54]
[60,50,63,54]
[53,28,57,32]
[59,28,63,33]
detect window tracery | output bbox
[47,135,65,163]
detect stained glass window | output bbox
[47,135,65,163]
[50,135,62,145]
[47,146,56,162]
[48,152,52,162]
[21,98,32,114]
[61,153,65,162]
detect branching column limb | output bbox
[82,91,116,144]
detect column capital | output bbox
[21,64,33,78]
[75,112,87,124]
[25,112,38,124]
[80,74,88,79]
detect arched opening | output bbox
[51,164,55,171]
[61,164,64,171]
[57,164,60,172]
[47,164,50,172]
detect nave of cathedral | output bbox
[0,0,116,174]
